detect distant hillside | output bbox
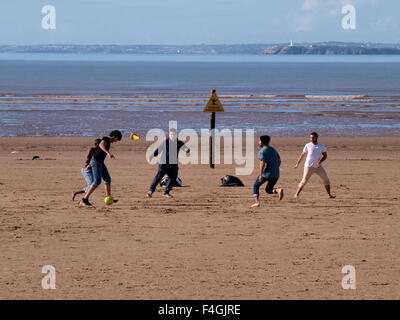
[0,44,268,55]
[0,43,400,55]
[263,45,400,55]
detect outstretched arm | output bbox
[153,147,159,157]
[294,152,306,168]
[150,139,165,161]
[153,139,167,157]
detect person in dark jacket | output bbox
[147,128,190,198]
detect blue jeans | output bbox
[253,176,278,196]
[150,164,178,194]
[81,167,94,192]
[90,159,111,187]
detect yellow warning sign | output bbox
[203,92,224,112]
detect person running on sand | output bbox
[79,130,122,207]
[147,128,190,198]
[72,138,100,201]
[251,135,284,208]
[294,132,335,199]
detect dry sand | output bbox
[0,137,399,299]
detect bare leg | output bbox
[277,188,284,200]
[105,183,111,197]
[72,190,85,201]
[83,184,97,200]
[251,196,260,208]
[294,185,303,198]
[79,185,97,207]
[295,167,311,198]
[324,185,336,199]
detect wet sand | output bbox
[1,94,400,136]
[0,136,399,299]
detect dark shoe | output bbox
[147,191,153,198]
[162,193,173,198]
[79,198,93,207]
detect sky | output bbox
[0,0,398,45]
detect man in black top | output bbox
[80,130,122,207]
[147,128,190,198]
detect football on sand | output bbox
[104,195,114,205]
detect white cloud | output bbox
[285,11,315,32]
[296,14,315,31]
[301,0,319,11]
[301,0,380,11]
[373,16,398,30]
[295,0,381,32]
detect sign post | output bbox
[203,89,224,168]
[210,111,215,168]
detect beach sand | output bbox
[0,136,399,299]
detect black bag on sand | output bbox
[220,175,244,187]
[159,176,183,187]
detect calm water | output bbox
[0,54,399,136]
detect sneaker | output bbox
[147,191,153,198]
[79,198,93,207]
[162,193,173,198]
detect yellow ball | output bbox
[104,195,114,205]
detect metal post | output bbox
[210,111,215,168]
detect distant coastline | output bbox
[263,45,400,55]
[1,42,400,55]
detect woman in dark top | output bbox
[72,138,101,201]
[79,130,122,207]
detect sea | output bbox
[0,53,399,137]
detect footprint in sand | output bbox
[163,208,176,214]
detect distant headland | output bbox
[1,42,400,55]
[263,43,400,55]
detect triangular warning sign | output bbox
[203,92,224,112]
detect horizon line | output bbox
[1,41,400,46]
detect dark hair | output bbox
[169,128,177,134]
[85,139,101,166]
[310,132,318,138]
[109,130,122,141]
[260,135,271,146]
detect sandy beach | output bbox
[0,136,399,299]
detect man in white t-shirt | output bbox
[294,132,335,199]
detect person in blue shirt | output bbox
[252,135,284,208]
